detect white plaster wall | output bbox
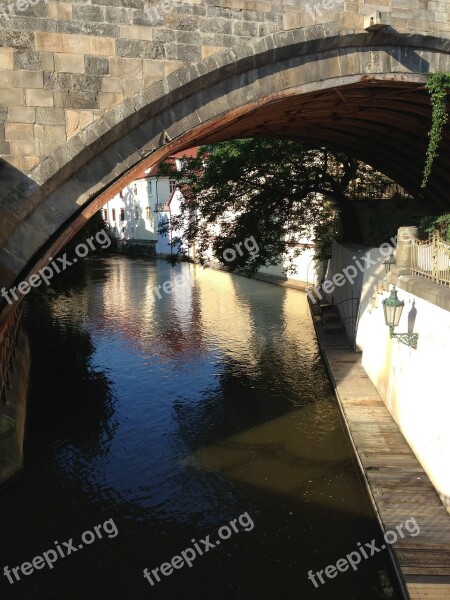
[323,241,365,340]
[156,188,185,255]
[155,209,172,255]
[104,179,157,242]
[314,239,394,342]
[103,193,123,238]
[152,178,172,205]
[102,174,181,251]
[361,283,450,507]
[258,246,319,285]
[311,235,450,508]
[355,246,394,351]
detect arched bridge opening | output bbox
[1,29,450,321]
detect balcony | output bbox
[155,203,170,212]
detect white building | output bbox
[102,147,320,285]
[102,178,156,254]
[257,240,320,287]
[102,148,197,255]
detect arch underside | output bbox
[1,29,450,307]
[195,80,443,202]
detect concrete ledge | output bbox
[197,259,313,291]
[308,297,450,598]
[115,239,156,257]
[388,272,450,312]
[251,272,311,291]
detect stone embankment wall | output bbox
[323,226,450,513]
[0,329,30,486]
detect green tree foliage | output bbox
[418,213,450,242]
[422,72,450,188]
[368,212,423,247]
[159,139,399,275]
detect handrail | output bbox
[0,306,22,406]
[411,231,450,287]
[347,181,413,201]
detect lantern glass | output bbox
[384,254,396,274]
[382,287,404,328]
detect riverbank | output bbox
[308,297,450,600]
[193,259,450,595]
[1,257,405,600]
[202,258,312,291]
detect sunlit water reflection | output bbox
[0,257,403,599]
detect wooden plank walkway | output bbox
[309,301,450,600]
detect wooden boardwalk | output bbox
[309,302,450,600]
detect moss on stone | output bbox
[0,415,15,441]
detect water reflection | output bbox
[0,257,402,600]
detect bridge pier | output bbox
[0,313,30,487]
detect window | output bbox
[112,208,116,221]
[120,208,125,222]
[176,158,188,171]
[147,181,152,195]
[103,208,108,221]
[135,208,139,220]
[169,179,177,194]
[146,207,152,220]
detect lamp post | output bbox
[382,287,418,348]
[383,254,396,274]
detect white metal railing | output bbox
[411,231,450,287]
[155,203,170,212]
[347,180,413,201]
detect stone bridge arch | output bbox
[1,24,450,317]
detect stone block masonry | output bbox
[1,2,450,305]
[0,0,285,169]
[0,0,448,173]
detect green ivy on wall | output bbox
[418,213,450,242]
[422,72,450,188]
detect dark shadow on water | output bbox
[0,257,405,600]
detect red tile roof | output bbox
[134,147,199,180]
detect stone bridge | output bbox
[1,0,450,316]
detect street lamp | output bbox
[382,287,418,348]
[383,254,396,273]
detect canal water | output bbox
[0,256,403,600]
